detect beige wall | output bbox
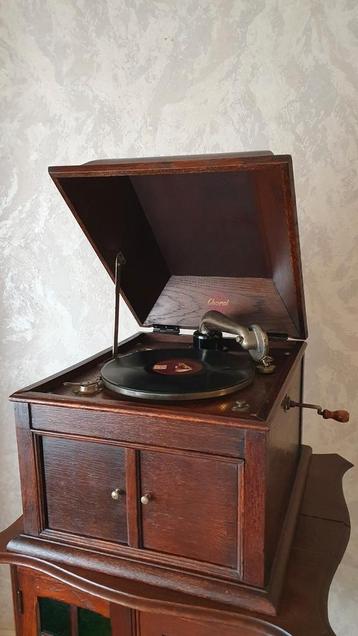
[1,1,357,633]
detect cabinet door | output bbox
[139,450,243,570]
[42,437,127,543]
[12,566,137,636]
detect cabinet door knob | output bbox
[140,493,152,505]
[111,488,124,501]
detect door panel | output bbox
[140,450,242,569]
[42,437,127,543]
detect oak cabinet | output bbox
[40,435,244,576]
[11,347,304,613]
[11,337,304,611]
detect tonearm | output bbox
[195,310,274,372]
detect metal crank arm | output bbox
[282,396,349,422]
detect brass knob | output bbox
[140,493,152,505]
[111,488,124,501]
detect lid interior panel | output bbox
[146,276,297,335]
[52,155,306,338]
[131,172,270,277]
[56,175,170,324]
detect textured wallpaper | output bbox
[0,0,357,633]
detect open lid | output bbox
[49,152,307,339]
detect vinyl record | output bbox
[101,348,254,401]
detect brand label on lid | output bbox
[208,297,230,307]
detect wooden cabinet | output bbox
[8,566,286,636]
[135,454,352,636]
[140,450,242,570]
[3,451,351,636]
[40,436,243,575]
[10,340,306,613]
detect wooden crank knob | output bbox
[321,409,350,422]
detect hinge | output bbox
[267,332,289,340]
[268,332,307,342]
[153,324,180,335]
[15,589,23,614]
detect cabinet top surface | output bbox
[11,334,305,428]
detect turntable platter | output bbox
[101,348,255,401]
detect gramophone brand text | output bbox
[208,298,230,307]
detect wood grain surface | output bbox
[42,437,127,543]
[139,450,242,569]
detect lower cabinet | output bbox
[11,566,279,636]
[39,435,244,578]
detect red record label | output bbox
[151,358,203,376]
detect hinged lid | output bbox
[49,152,307,339]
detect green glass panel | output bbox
[38,598,71,636]
[78,607,111,636]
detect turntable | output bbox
[8,152,349,617]
[100,260,272,400]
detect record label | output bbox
[151,358,203,376]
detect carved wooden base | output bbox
[0,454,352,636]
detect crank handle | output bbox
[319,408,350,422]
[282,396,349,422]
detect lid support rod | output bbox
[113,252,126,358]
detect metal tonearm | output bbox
[198,310,270,365]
